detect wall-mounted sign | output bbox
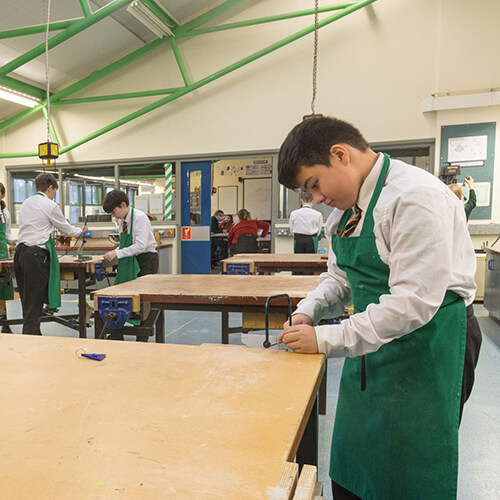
[448,135,487,163]
[181,227,192,240]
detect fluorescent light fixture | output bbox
[0,86,41,108]
[74,173,154,188]
[127,0,177,38]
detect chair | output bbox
[234,234,259,254]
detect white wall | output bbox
[2,0,500,220]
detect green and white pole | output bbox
[164,162,173,220]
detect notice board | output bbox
[440,122,496,220]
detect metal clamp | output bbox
[263,294,292,349]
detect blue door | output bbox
[180,161,212,274]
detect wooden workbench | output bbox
[222,253,328,274]
[0,334,324,499]
[0,255,111,338]
[92,274,328,416]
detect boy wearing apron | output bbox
[289,191,323,254]
[14,173,85,335]
[102,189,158,342]
[277,117,481,500]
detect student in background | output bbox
[211,209,225,268]
[289,191,323,253]
[277,116,481,500]
[0,182,14,332]
[14,173,86,335]
[102,189,158,341]
[227,209,270,255]
[448,175,477,220]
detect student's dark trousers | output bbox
[108,252,159,342]
[331,303,482,499]
[13,243,50,335]
[294,233,315,254]
[136,252,159,276]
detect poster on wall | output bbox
[472,182,491,207]
[447,135,487,163]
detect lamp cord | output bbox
[311,0,319,115]
[44,0,52,142]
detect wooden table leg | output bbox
[156,309,165,343]
[319,361,327,415]
[77,267,87,338]
[221,311,229,344]
[296,398,318,468]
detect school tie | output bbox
[122,220,128,234]
[338,205,362,238]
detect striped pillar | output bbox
[164,163,173,220]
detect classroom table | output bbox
[0,334,325,499]
[93,274,328,415]
[222,253,328,274]
[0,254,110,338]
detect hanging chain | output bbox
[44,0,52,142]
[311,0,319,115]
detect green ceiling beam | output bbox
[0,37,169,132]
[174,0,249,37]
[53,88,181,105]
[79,0,93,17]
[169,39,190,86]
[0,0,131,79]
[0,75,46,100]
[56,0,377,155]
[0,0,377,159]
[140,0,178,29]
[178,3,357,37]
[0,20,76,39]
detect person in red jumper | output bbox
[228,208,270,255]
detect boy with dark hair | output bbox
[102,189,158,341]
[277,116,481,499]
[14,172,86,334]
[289,191,323,253]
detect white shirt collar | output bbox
[357,152,385,213]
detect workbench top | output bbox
[0,335,324,499]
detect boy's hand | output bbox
[283,313,312,329]
[103,250,117,262]
[278,324,319,354]
[465,176,474,188]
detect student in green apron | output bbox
[277,117,481,499]
[102,189,159,341]
[0,182,14,332]
[289,191,323,255]
[14,173,86,335]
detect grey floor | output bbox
[5,298,499,499]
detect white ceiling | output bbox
[0,0,227,120]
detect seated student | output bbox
[277,116,481,500]
[102,189,158,341]
[14,173,86,335]
[448,175,477,220]
[227,209,270,255]
[289,191,324,253]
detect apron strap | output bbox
[360,153,391,235]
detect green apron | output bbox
[114,207,140,285]
[35,193,61,309]
[329,154,466,499]
[0,208,14,300]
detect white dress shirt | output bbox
[294,153,477,359]
[17,192,82,247]
[115,207,157,259]
[289,205,324,236]
[1,207,13,245]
